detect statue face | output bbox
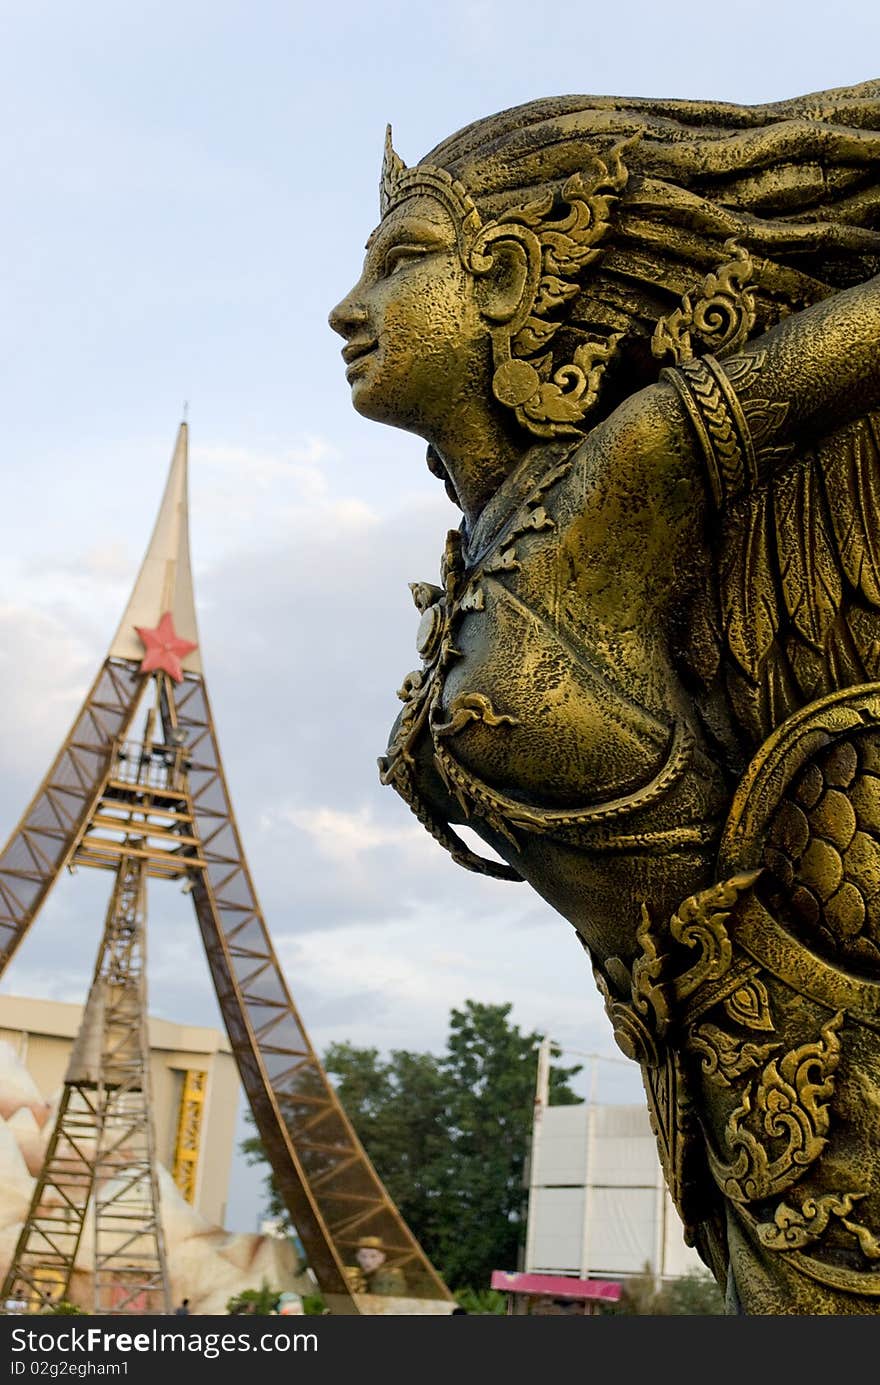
[329,194,489,441]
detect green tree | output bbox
[241,1001,581,1294]
[325,1042,450,1251]
[433,1002,581,1289]
[226,1280,281,1315]
[453,1287,506,1314]
[616,1264,725,1315]
[659,1269,725,1315]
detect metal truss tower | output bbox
[0,425,453,1315]
[1,849,169,1313]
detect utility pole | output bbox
[578,1054,599,1281]
[522,1034,552,1276]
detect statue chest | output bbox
[431,577,674,809]
[379,517,728,961]
[384,515,689,842]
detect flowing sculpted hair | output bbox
[410,80,880,488]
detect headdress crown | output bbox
[377,125,634,439]
[380,126,482,246]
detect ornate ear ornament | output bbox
[491,332,623,438]
[379,129,635,439]
[486,141,633,438]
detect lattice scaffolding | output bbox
[0,423,454,1315]
[1,849,170,1314]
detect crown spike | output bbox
[380,124,408,216]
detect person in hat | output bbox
[354,1236,408,1297]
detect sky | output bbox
[0,1,877,1231]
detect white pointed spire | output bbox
[109,422,203,674]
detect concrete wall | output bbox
[0,993,239,1227]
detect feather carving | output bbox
[774,462,841,651]
[719,489,779,683]
[707,411,880,755]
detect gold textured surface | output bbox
[331,81,880,1312]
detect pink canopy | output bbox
[490,1271,622,1302]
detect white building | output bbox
[524,1095,705,1282]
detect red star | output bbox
[135,611,198,683]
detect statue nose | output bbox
[328,296,368,337]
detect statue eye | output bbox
[383,244,428,276]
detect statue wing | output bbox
[707,411,880,754]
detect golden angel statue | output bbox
[329,80,880,1313]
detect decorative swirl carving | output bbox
[754,1192,873,1252]
[689,1022,780,1087]
[593,961,661,1067]
[592,904,674,1067]
[708,1012,843,1204]
[651,240,757,366]
[506,334,623,438]
[482,546,519,577]
[630,903,672,1040]
[432,693,519,739]
[724,977,775,1032]
[670,873,760,1001]
[487,144,634,438]
[458,587,485,613]
[843,1217,880,1260]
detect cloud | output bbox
[195,434,338,483]
[0,603,97,784]
[269,801,427,865]
[22,541,134,584]
[184,434,387,567]
[270,903,641,1101]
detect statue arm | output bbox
[664,272,880,511]
[655,270,880,751]
[745,271,880,438]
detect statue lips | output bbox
[342,337,378,379]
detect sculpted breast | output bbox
[435,578,676,809]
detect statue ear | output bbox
[470,226,541,334]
